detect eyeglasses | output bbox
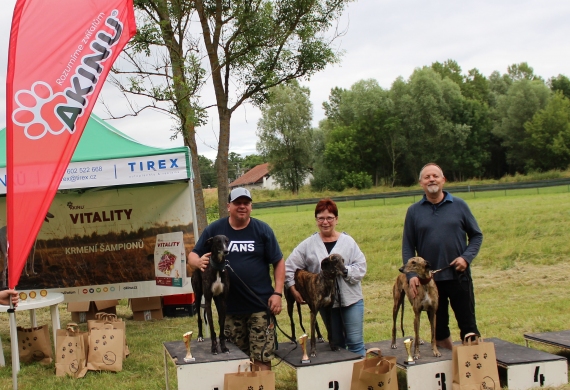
[316,216,336,223]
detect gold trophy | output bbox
[299,334,310,364]
[183,331,195,363]
[403,338,415,365]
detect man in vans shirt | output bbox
[188,187,284,370]
[402,163,483,349]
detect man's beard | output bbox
[426,185,439,193]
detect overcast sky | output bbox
[1,0,569,161]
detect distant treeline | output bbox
[311,61,570,189]
[199,61,570,190]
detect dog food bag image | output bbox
[154,232,187,287]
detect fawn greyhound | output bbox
[391,256,441,359]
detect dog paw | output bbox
[391,344,397,349]
[317,337,325,343]
[221,347,230,353]
[419,339,425,345]
[197,337,205,342]
[310,351,317,358]
[433,350,442,357]
[414,355,421,360]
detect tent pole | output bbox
[9,298,18,390]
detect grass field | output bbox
[1,187,570,389]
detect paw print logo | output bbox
[258,386,264,390]
[378,381,384,387]
[465,361,471,367]
[247,387,253,390]
[483,353,488,359]
[477,363,482,369]
[12,81,70,140]
[466,372,471,378]
[473,354,479,360]
[368,387,374,390]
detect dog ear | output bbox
[205,237,213,249]
[320,256,333,271]
[398,265,405,273]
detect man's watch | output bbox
[342,268,348,277]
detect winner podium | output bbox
[275,341,361,389]
[163,338,250,390]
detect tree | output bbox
[549,74,570,100]
[321,79,402,186]
[198,155,216,188]
[241,154,265,171]
[492,78,551,172]
[256,81,313,193]
[391,67,471,182]
[108,0,209,233]
[524,91,570,171]
[195,0,350,214]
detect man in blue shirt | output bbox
[188,187,284,370]
[402,163,483,349]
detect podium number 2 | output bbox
[435,372,447,390]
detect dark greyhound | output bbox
[191,235,230,354]
[286,253,345,357]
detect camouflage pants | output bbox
[224,311,275,362]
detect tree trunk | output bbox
[216,110,231,217]
[182,125,208,235]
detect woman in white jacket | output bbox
[285,199,367,356]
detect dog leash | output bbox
[429,264,453,275]
[224,260,298,367]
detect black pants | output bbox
[435,277,479,341]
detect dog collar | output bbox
[209,257,226,272]
[418,276,432,285]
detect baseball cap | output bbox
[228,187,252,203]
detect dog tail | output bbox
[400,293,405,338]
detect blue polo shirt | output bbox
[402,191,483,281]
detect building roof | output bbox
[229,162,269,187]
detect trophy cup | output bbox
[299,334,310,364]
[183,331,195,363]
[403,338,415,365]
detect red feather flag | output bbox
[6,0,136,288]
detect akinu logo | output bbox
[228,241,255,252]
[12,10,124,140]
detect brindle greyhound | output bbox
[286,254,345,357]
[191,235,230,355]
[391,256,441,359]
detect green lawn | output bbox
[1,188,570,389]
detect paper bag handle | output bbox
[365,347,382,359]
[463,333,482,345]
[371,358,394,374]
[66,322,80,333]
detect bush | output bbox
[342,171,373,189]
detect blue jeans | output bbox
[320,299,365,356]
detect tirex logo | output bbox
[11,10,124,140]
[228,241,255,252]
[127,158,180,172]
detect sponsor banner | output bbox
[6,0,136,288]
[0,181,194,301]
[0,152,189,194]
[154,232,187,287]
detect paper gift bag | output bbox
[224,362,276,390]
[88,312,129,358]
[351,348,398,390]
[87,322,124,372]
[452,336,500,390]
[55,323,89,378]
[17,325,53,365]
